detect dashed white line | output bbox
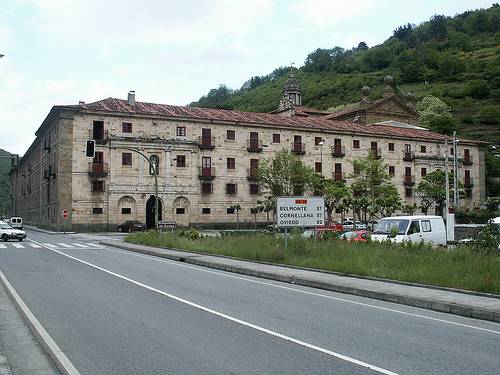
[73,243,89,248]
[85,243,102,248]
[57,243,74,248]
[44,243,56,248]
[0,244,6,248]
[29,239,399,375]
[28,243,42,248]
[12,243,25,248]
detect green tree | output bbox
[257,195,276,226]
[466,80,490,99]
[321,179,351,224]
[417,95,456,134]
[230,204,241,230]
[415,170,461,215]
[373,184,403,218]
[257,149,315,198]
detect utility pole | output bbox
[445,136,450,219]
[453,131,459,208]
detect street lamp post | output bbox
[318,140,324,178]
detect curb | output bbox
[103,241,500,324]
[0,271,81,375]
[24,226,76,235]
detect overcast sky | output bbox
[0,0,494,154]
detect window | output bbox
[272,133,281,143]
[405,188,412,197]
[250,207,259,214]
[202,208,211,214]
[450,147,454,155]
[226,183,237,195]
[121,208,131,214]
[176,208,185,215]
[315,162,322,173]
[388,143,395,151]
[227,130,235,141]
[176,126,186,136]
[249,183,260,195]
[353,140,360,149]
[149,155,159,175]
[92,208,103,215]
[91,180,105,192]
[405,166,412,176]
[227,157,235,170]
[122,153,132,166]
[227,207,235,214]
[421,220,432,232]
[408,221,420,235]
[420,145,427,153]
[389,166,395,177]
[176,155,186,168]
[201,183,213,195]
[122,122,132,133]
[315,137,323,146]
[421,168,427,177]
[92,120,104,140]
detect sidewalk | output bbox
[101,240,500,323]
[24,225,75,235]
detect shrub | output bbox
[466,80,490,99]
[476,106,500,124]
[471,223,500,255]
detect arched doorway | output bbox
[146,195,163,229]
[172,197,191,227]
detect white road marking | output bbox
[85,243,102,248]
[44,243,56,248]
[28,243,42,248]
[57,243,74,248]
[0,244,6,248]
[12,244,25,248]
[72,243,89,248]
[102,246,500,336]
[29,239,399,375]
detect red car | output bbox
[340,230,369,242]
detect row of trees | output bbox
[256,149,459,225]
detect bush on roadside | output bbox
[471,223,500,255]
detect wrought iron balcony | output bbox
[247,139,263,152]
[403,151,415,161]
[464,178,474,189]
[291,142,306,155]
[89,130,109,145]
[88,163,108,177]
[403,174,415,186]
[198,136,215,150]
[198,167,215,180]
[370,148,382,159]
[247,168,258,181]
[331,146,345,157]
[463,155,473,166]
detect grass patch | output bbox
[126,232,500,295]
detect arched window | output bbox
[149,155,159,175]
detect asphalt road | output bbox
[0,229,499,374]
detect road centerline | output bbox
[27,238,399,375]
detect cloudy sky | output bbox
[0,0,493,154]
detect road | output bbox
[0,229,499,374]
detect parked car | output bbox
[8,217,23,230]
[355,221,367,230]
[302,224,343,239]
[340,230,369,242]
[371,215,446,246]
[0,222,27,242]
[341,220,354,231]
[117,221,145,232]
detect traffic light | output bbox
[85,140,95,158]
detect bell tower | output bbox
[282,68,302,107]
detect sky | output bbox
[0,0,494,155]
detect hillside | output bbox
[0,148,12,216]
[190,5,500,146]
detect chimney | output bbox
[127,90,136,106]
[78,101,85,105]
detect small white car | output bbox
[0,222,27,242]
[8,217,23,230]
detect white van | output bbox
[9,217,23,230]
[371,215,446,246]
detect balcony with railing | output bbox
[89,130,109,145]
[331,146,345,157]
[370,148,382,159]
[247,168,258,181]
[403,174,415,186]
[88,163,109,177]
[198,136,215,150]
[464,178,474,189]
[403,151,415,162]
[333,172,346,182]
[246,139,263,152]
[198,167,216,180]
[291,142,306,155]
[463,155,473,166]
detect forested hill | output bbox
[190,4,500,145]
[0,148,12,216]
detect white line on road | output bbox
[72,243,89,248]
[85,243,102,248]
[12,244,24,248]
[0,270,81,375]
[103,247,500,336]
[57,243,74,248]
[28,243,42,248]
[0,244,6,248]
[29,239,399,375]
[44,243,56,248]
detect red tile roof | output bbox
[66,97,478,144]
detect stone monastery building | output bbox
[10,73,486,231]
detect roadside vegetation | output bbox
[126,231,500,294]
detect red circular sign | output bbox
[62,209,69,219]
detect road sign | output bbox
[276,197,325,228]
[61,209,69,219]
